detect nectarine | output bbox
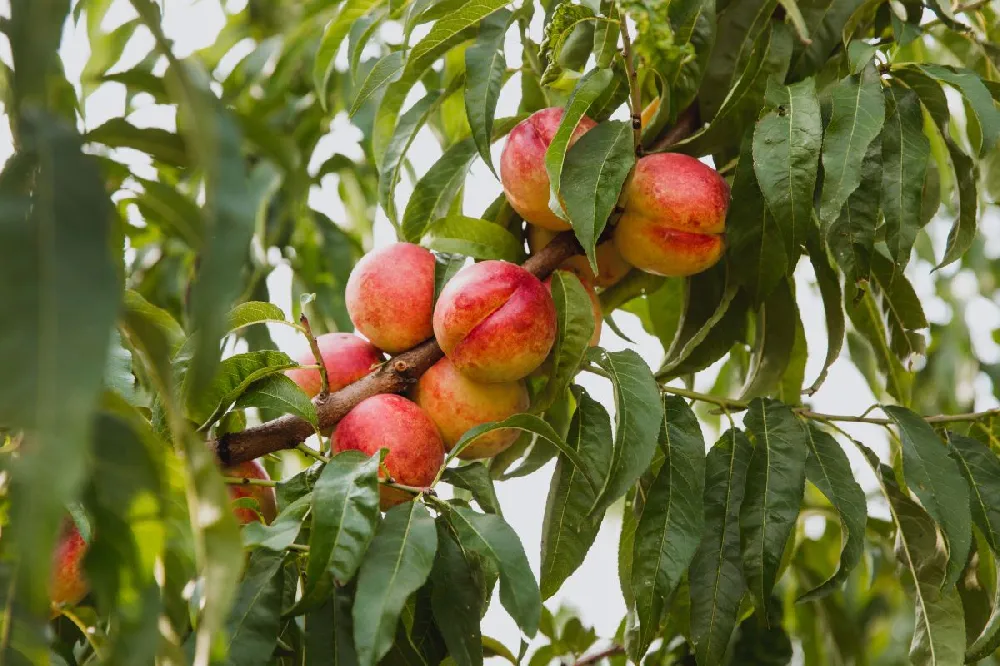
[51,519,88,610]
[345,243,435,352]
[500,107,596,231]
[527,225,631,289]
[411,357,529,460]
[286,332,383,398]
[613,153,729,277]
[225,460,278,525]
[333,394,445,509]
[433,260,557,382]
[545,270,602,347]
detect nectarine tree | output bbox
[3,0,1000,664]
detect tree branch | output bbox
[659,385,1000,426]
[213,232,584,465]
[573,645,625,666]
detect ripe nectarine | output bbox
[613,153,729,277]
[433,260,557,382]
[285,332,383,398]
[346,243,436,352]
[225,460,278,525]
[500,107,596,231]
[333,394,445,509]
[51,519,88,610]
[411,357,529,460]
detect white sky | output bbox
[7,0,1000,656]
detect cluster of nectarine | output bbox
[501,107,729,279]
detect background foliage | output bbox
[2,0,1000,664]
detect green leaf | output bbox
[187,350,297,429]
[804,225,844,395]
[431,523,485,666]
[658,272,741,377]
[353,502,438,666]
[448,506,541,636]
[535,272,596,412]
[349,6,387,78]
[881,82,931,269]
[544,68,613,220]
[539,3,597,83]
[628,397,706,660]
[859,445,967,666]
[827,131,881,281]
[227,301,292,334]
[131,177,203,247]
[587,348,664,516]
[0,112,120,616]
[845,281,911,403]
[787,0,866,79]
[592,3,619,68]
[659,0,716,120]
[233,373,318,426]
[422,215,523,262]
[304,587,357,666]
[465,9,513,174]
[296,451,380,613]
[739,279,799,401]
[452,413,599,492]
[242,495,311,551]
[401,137,477,242]
[776,0,810,42]
[937,136,978,269]
[314,0,386,108]
[919,65,1000,157]
[224,550,285,666]
[690,429,753,666]
[441,463,502,515]
[433,252,467,306]
[799,424,867,600]
[869,251,928,362]
[948,433,1000,555]
[777,303,807,406]
[885,406,972,587]
[726,139,787,306]
[350,50,406,117]
[85,117,189,167]
[817,71,886,227]
[700,0,778,119]
[562,120,635,270]
[751,77,822,258]
[540,389,613,599]
[740,398,809,614]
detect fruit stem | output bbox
[299,313,330,399]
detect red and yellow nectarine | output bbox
[346,243,436,352]
[614,153,729,277]
[286,332,383,398]
[500,107,596,231]
[433,260,557,383]
[225,460,278,525]
[333,394,445,509]
[411,357,529,460]
[50,519,88,611]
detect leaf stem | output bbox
[297,443,330,463]
[658,385,1000,426]
[299,313,330,399]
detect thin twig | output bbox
[573,645,625,666]
[297,443,330,463]
[618,19,642,153]
[299,313,330,399]
[659,385,1000,426]
[223,476,278,487]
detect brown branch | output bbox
[573,645,625,666]
[649,104,700,153]
[213,232,584,465]
[299,312,330,399]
